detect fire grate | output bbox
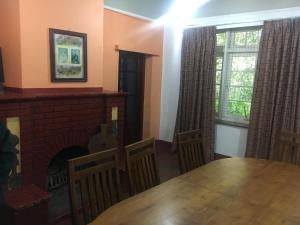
[47,169,67,191]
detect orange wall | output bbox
[103,9,164,138]
[17,0,103,88]
[0,0,22,88]
[0,2,164,138]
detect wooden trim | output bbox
[3,86,23,93]
[115,45,160,57]
[0,87,127,102]
[4,86,104,94]
[138,54,146,141]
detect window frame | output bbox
[216,27,262,128]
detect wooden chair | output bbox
[177,129,206,174]
[68,148,121,225]
[125,137,160,196]
[277,130,300,164]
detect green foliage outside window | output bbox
[232,30,260,47]
[216,29,261,123]
[215,56,223,114]
[217,33,226,46]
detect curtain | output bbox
[246,18,300,162]
[174,26,216,162]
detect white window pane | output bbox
[216,71,222,84]
[217,33,226,46]
[216,84,221,114]
[216,57,223,70]
[231,55,257,71]
[233,31,247,46]
[246,31,260,46]
[231,30,261,48]
[228,87,253,102]
[216,28,261,124]
[223,54,256,122]
[230,71,254,87]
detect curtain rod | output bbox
[185,21,263,30]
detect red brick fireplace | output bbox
[0,88,126,224]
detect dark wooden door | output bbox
[118,51,145,145]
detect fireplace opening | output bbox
[47,145,88,221]
[47,146,87,191]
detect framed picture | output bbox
[49,28,87,82]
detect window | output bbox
[215,28,261,125]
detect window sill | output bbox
[216,119,249,129]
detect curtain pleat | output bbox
[246,18,300,162]
[174,26,216,162]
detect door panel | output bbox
[118,51,145,145]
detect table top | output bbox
[90,158,300,225]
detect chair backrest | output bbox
[277,130,300,164]
[177,129,206,174]
[125,137,160,196]
[68,149,121,225]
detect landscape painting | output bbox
[49,29,87,82]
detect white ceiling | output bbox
[104,0,300,19]
[104,0,173,19]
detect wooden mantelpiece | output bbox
[0,87,126,102]
[4,86,104,93]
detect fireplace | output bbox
[47,145,88,221]
[0,88,126,224]
[47,146,88,191]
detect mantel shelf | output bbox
[0,87,127,103]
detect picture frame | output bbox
[49,28,87,82]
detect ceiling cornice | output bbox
[187,7,300,28]
[104,5,154,22]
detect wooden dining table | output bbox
[89,158,300,225]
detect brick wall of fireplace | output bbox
[0,90,125,189]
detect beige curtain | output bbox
[174,26,216,162]
[246,18,300,161]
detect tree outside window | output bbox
[216,29,261,125]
